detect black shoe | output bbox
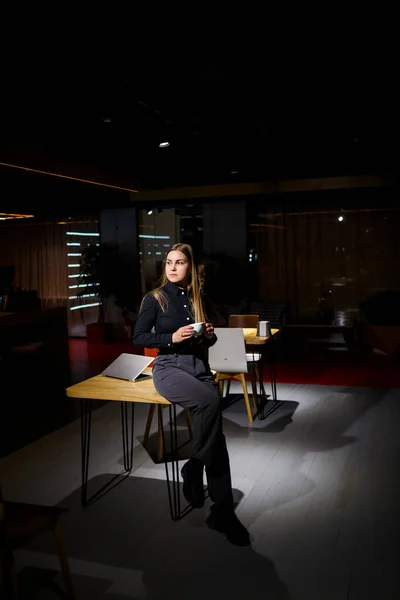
[206,504,251,546]
[181,459,205,508]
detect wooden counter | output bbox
[0,307,73,457]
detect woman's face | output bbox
[166,250,191,287]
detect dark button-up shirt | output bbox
[132,281,217,353]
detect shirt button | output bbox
[184,304,187,307]
[186,317,190,320]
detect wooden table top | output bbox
[66,367,170,405]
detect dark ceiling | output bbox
[0,41,397,216]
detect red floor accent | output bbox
[68,339,400,388]
[269,353,399,388]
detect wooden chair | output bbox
[228,313,263,361]
[228,314,260,329]
[209,328,259,423]
[0,485,75,598]
[227,315,263,407]
[142,348,193,460]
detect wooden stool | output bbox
[0,486,76,599]
[143,404,193,461]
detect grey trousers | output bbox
[153,353,234,506]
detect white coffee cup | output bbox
[190,322,204,336]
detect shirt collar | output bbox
[164,281,187,297]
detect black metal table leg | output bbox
[252,339,283,421]
[258,341,283,420]
[160,404,197,521]
[80,399,134,507]
[81,398,92,507]
[269,359,277,402]
[255,359,267,420]
[121,402,134,472]
[246,346,268,420]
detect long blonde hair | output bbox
[141,243,207,322]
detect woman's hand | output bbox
[203,322,214,339]
[172,325,196,344]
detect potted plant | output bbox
[79,242,142,343]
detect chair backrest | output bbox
[248,301,290,328]
[208,328,248,374]
[228,314,259,328]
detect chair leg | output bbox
[184,410,193,439]
[52,522,76,599]
[143,404,156,447]
[238,373,254,423]
[157,405,193,461]
[216,375,224,398]
[157,405,164,461]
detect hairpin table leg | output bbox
[160,404,202,521]
[80,399,134,507]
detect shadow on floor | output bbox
[15,474,292,599]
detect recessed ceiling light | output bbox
[159,141,170,148]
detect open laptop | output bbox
[101,353,154,381]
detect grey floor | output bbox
[1,380,399,599]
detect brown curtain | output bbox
[249,193,400,319]
[0,219,99,336]
[0,222,68,308]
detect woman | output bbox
[132,243,250,546]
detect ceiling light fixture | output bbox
[159,141,170,148]
[0,162,140,193]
